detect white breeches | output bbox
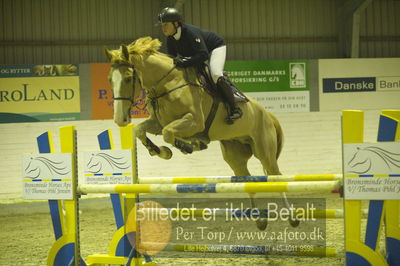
[209,45,226,83]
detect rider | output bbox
[158,7,242,124]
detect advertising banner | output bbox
[322,77,376,93]
[22,153,73,200]
[224,60,309,112]
[83,149,133,185]
[90,63,148,120]
[318,58,400,111]
[343,142,400,200]
[0,64,80,123]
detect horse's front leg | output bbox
[162,113,205,154]
[135,119,172,159]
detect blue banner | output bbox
[323,77,376,93]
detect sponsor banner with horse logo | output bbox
[83,149,133,185]
[22,153,73,200]
[343,142,400,200]
[224,60,309,112]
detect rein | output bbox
[148,66,202,101]
[112,62,202,111]
[148,80,202,102]
[146,67,203,122]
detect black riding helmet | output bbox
[158,7,182,23]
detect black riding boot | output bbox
[217,76,243,124]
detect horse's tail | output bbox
[271,114,283,159]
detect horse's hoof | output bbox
[159,146,172,159]
[148,146,161,156]
[148,150,158,156]
[174,139,193,154]
[289,219,300,227]
[199,142,208,150]
[225,118,234,125]
[256,218,268,231]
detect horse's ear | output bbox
[121,45,130,61]
[104,47,113,61]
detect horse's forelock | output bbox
[107,49,130,65]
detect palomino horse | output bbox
[105,37,298,229]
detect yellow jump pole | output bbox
[342,110,388,265]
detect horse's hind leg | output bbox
[220,140,268,230]
[220,140,252,176]
[251,133,281,176]
[251,135,300,228]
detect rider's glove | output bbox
[173,56,192,68]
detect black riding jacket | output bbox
[166,23,225,67]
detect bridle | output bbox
[111,63,140,108]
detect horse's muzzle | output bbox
[114,113,131,127]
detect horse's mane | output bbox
[128,37,161,55]
[108,36,195,83]
[107,36,170,64]
[127,36,170,62]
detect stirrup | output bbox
[225,107,243,124]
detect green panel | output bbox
[225,60,309,92]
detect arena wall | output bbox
[0,110,383,203]
[1,0,399,65]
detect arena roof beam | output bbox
[338,0,373,58]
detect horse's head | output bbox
[105,45,142,127]
[291,64,305,80]
[347,147,368,169]
[24,157,41,179]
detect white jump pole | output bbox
[138,174,343,184]
[78,181,340,194]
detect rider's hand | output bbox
[173,56,192,68]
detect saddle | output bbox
[196,65,249,104]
